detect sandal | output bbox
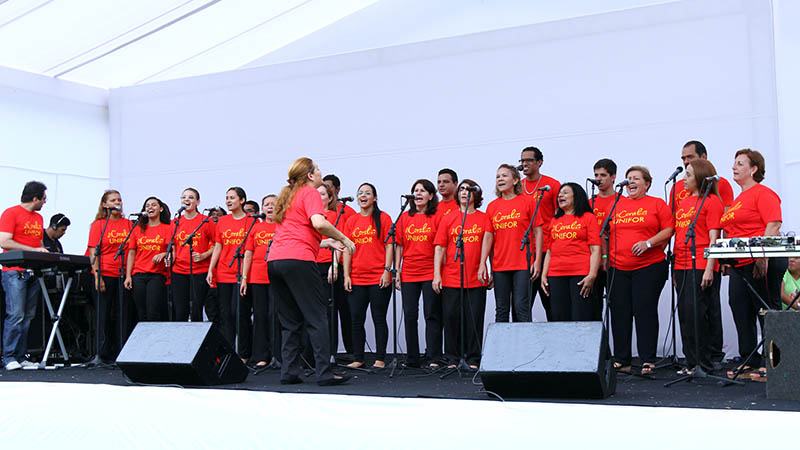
[641,363,655,375]
[676,368,694,376]
[749,368,767,382]
[613,362,631,372]
[727,364,753,379]
[371,360,385,369]
[346,361,364,369]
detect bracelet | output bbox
[601,255,608,259]
[645,240,652,249]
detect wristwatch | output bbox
[645,240,652,249]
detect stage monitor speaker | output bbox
[765,310,800,401]
[116,322,248,386]
[479,322,615,399]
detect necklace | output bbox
[523,175,542,196]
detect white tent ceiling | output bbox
[0,0,376,88]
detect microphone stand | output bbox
[521,188,546,321]
[328,200,348,365]
[229,216,259,356]
[384,196,414,377]
[666,181,739,386]
[600,185,650,379]
[441,191,474,379]
[260,240,282,372]
[655,175,681,370]
[86,210,113,368]
[114,215,140,352]
[183,215,211,322]
[165,212,182,321]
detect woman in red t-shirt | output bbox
[87,190,133,361]
[343,182,393,369]
[315,184,352,355]
[433,179,489,368]
[124,197,172,321]
[480,164,542,323]
[606,166,674,374]
[396,179,441,368]
[171,188,216,322]
[541,183,600,321]
[206,187,253,356]
[240,194,277,368]
[267,157,354,385]
[672,160,724,374]
[721,149,784,375]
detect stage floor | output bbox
[1,357,798,412]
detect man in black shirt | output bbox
[42,214,70,253]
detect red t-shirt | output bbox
[437,199,459,218]
[670,177,735,209]
[316,209,344,264]
[0,205,43,272]
[88,218,133,277]
[485,195,542,271]
[214,214,250,283]
[129,223,172,276]
[673,194,723,270]
[397,211,438,282]
[607,196,673,271]
[245,221,276,284]
[720,183,782,266]
[172,214,215,275]
[592,194,616,228]
[521,174,561,225]
[547,213,601,277]
[345,211,393,286]
[269,186,325,263]
[434,210,489,288]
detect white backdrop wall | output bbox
[109,0,784,358]
[0,66,108,255]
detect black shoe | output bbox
[318,374,351,386]
[280,376,302,385]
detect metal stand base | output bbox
[664,365,742,387]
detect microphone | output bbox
[249,213,266,220]
[705,174,720,182]
[586,178,601,186]
[616,180,631,188]
[339,196,354,203]
[516,164,524,171]
[664,166,683,184]
[401,194,418,201]
[463,185,480,192]
[537,185,550,192]
[103,206,121,211]
[175,205,188,215]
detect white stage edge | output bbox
[0,381,797,448]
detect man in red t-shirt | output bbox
[436,168,459,217]
[591,158,618,321]
[670,140,730,363]
[323,174,357,221]
[0,181,48,370]
[519,147,560,321]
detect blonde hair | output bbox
[274,157,315,223]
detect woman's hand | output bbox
[578,274,596,298]
[328,265,339,284]
[701,268,714,289]
[432,275,442,294]
[631,241,649,256]
[152,252,167,265]
[95,275,106,293]
[206,271,214,287]
[344,275,353,292]
[478,263,489,285]
[342,237,356,255]
[123,276,133,290]
[379,270,392,289]
[541,275,550,296]
[530,258,542,280]
[240,280,248,296]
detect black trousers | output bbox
[530,275,552,321]
[728,259,787,368]
[317,262,353,354]
[171,273,209,322]
[401,280,443,364]
[94,276,136,360]
[249,283,272,363]
[608,259,668,365]
[674,269,720,371]
[708,277,725,362]
[549,275,596,321]
[442,286,486,365]
[132,273,167,321]
[204,287,221,324]
[216,282,252,359]
[493,270,531,322]
[348,284,391,362]
[268,259,333,382]
[592,269,607,321]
